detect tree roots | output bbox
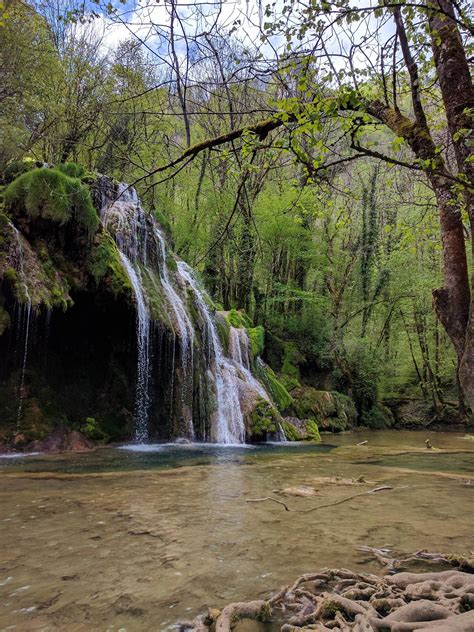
[180,564,474,631]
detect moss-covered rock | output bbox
[5,167,99,238]
[291,386,357,432]
[88,229,131,297]
[247,325,264,358]
[248,398,280,439]
[254,360,293,411]
[282,416,321,441]
[215,312,230,354]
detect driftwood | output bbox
[359,546,474,574]
[246,486,393,513]
[180,564,474,631]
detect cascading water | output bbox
[154,228,195,438]
[99,179,275,445]
[230,329,288,442]
[10,225,33,431]
[101,186,152,443]
[177,262,246,444]
[118,252,151,443]
[228,326,269,400]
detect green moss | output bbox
[88,231,131,296]
[4,167,99,238]
[305,418,321,441]
[254,361,293,411]
[249,398,281,438]
[247,325,264,358]
[140,266,171,326]
[227,308,242,327]
[215,312,230,354]
[4,267,18,283]
[360,403,394,429]
[292,387,357,432]
[57,162,85,178]
[282,419,303,441]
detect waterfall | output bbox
[177,262,245,444]
[154,228,195,438]
[229,328,288,442]
[118,252,151,443]
[102,187,152,443]
[228,326,269,401]
[10,225,33,431]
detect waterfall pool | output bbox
[0,430,473,630]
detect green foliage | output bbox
[3,159,37,183]
[81,417,109,442]
[227,308,244,327]
[58,162,85,179]
[247,325,265,358]
[4,168,99,238]
[360,403,394,429]
[154,209,172,237]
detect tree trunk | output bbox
[428,0,474,414]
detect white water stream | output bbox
[177,262,246,444]
[10,225,33,431]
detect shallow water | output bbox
[0,430,473,631]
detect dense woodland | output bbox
[0,0,473,433]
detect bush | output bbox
[3,159,38,183]
[4,167,98,238]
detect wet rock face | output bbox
[28,427,93,453]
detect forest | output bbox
[0,0,473,630]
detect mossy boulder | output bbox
[291,386,357,431]
[248,398,281,439]
[282,416,321,441]
[5,167,99,238]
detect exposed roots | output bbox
[180,565,474,631]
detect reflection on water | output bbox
[0,441,333,474]
[0,430,473,631]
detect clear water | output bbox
[0,431,473,631]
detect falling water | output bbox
[119,253,151,443]
[177,262,245,444]
[10,225,32,431]
[102,187,152,443]
[228,326,269,401]
[230,330,288,442]
[154,229,195,438]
